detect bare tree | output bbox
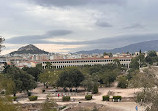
[130,67,158,111]
[0,36,5,53]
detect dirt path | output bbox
[56,87,145,111]
[16,83,145,111]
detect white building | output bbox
[42,57,132,69]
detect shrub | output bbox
[59,106,66,110]
[28,96,38,101]
[42,89,45,93]
[113,96,122,102]
[92,84,98,94]
[102,95,109,101]
[27,92,32,96]
[0,91,5,94]
[12,96,17,101]
[62,96,70,101]
[85,95,92,100]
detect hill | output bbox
[10,44,49,55]
[76,40,158,54]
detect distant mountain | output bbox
[10,44,49,55]
[75,40,158,54]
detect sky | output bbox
[1,0,158,55]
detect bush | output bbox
[85,95,92,100]
[102,95,109,101]
[62,96,70,101]
[0,91,5,94]
[117,81,128,88]
[92,84,98,94]
[28,96,38,101]
[59,106,66,110]
[113,96,122,102]
[12,96,17,101]
[27,92,32,96]
[42,89,45,93]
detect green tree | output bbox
[130,58,139,70]
[113,59,121,67]
[0,97,21,111]
[22,67,42,81]
[45,62,52,69]
[36,63,43,72]
[145,56,153,65]
[0,74,15,95]
[148,50,157,57]
[100,69,120,87]
[103,52,113,57]
[89,65,103,75]
[117,76,128,88]
[139,49,142,54]
[127,70,139,81]
[0,74,21,111]
[81,74,95,92]
[3,65,37,96]
[57,67,84,89]
[92,84,98,94]
[130,53,146,70]
[145,50,158,65]
[39,69,60,88]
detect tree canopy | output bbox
[129,68,158,111]
[39,69,60,87]
[103,52,113,57]
[22,67,42,81]
[3,65,37,94]
[0,97,21,111]
[145,50,158,65]
[57,67,84,88]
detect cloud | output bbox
[124,23,144,29]
[6,32,158,49]
[30,0,126,7]
[2,0,158,54]
[95,20,112,27]
[6,30,72,44]
[45,30,72,36]
[3,33,158,55]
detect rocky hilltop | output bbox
[10,44,49,55]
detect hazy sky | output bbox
[1,0,158,54]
